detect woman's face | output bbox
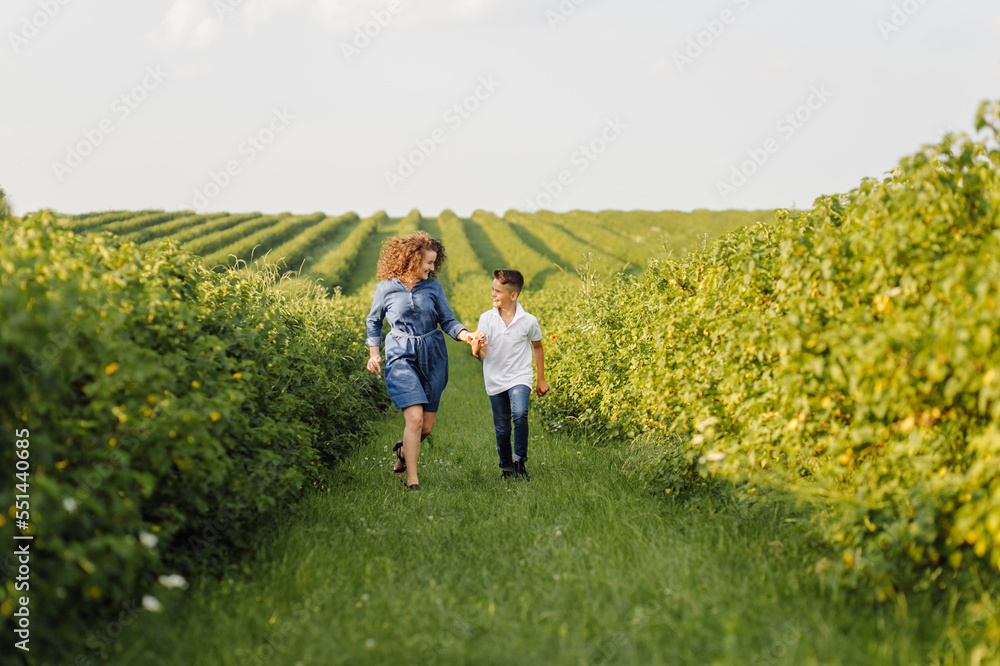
[415,249,437,281]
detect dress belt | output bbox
[388,329,442,341]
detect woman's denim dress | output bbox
[365,278,467,412]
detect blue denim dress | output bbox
[365,278,467,412]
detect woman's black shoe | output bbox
[392,440,405,476]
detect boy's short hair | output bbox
[493,269,524,293]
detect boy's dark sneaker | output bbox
[512,461,530,481]
[501,469,514,480]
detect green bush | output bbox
[470,210,552,288]
[264,212,359,275]
[398,209,421,236]
[437,210,489,322]
[132,211,247,247]
[203,212,326,269]
[0,213,387,664]
[57,209,149,233]
[536,101,1000,600]
[184,213,277,257]
[504,210,626,278]
[310,212,385,290]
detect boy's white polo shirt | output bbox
[477,301,542,397]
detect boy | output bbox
[470,269,550,480]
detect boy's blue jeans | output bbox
[488,384,531,469]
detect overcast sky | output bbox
[2,0,998,218]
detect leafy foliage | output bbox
[537,101,1000,600]
[309,212,385,290]
[397,209,422,236]
[470,210,552,289]
[0,213,387,663]
[437,209,488,322]
[264,212,359,274]
[202,212,326,269]
[134,211,253,247]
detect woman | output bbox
[365,231,474,491]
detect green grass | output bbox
[107,340,976,665]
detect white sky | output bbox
[2,0,998,217]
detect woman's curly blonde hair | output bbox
[376,231,447,281]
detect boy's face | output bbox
[491,278,518,309]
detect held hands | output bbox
[460,329,486,345]
[468,329,486,359]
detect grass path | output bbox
[109,340,964,665]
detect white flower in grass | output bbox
[62,497,78,513]
[158,574,188,589]
[695,417,719,432]
[142,595,163,612]
[139,531,158,549]
[698,451,725,465]
[691,434,705,446]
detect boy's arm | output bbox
[531,340,549,396]
[471,316,487,361]
[470,332,487,361]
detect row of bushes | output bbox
[470,210,552,289]
[592,209,768,257]
[534,210,654,268]
[265,212,359,275]
[505,210,626,278]
[151,211,258,248]
[97,211,187,237]
[437,210,490,322]
[131,212,228,246]
[184,213,277,258]
[310,212,385,291]
[0,212,387,664]
[203,212,326,269]
[535,101,1000,600]
[397,209,422,236]
[61,209,158,233]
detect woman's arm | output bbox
[367,346,382,374]
[365,283,386,374]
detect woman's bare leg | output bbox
[398,408,438,486]
[401,405,424,487]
